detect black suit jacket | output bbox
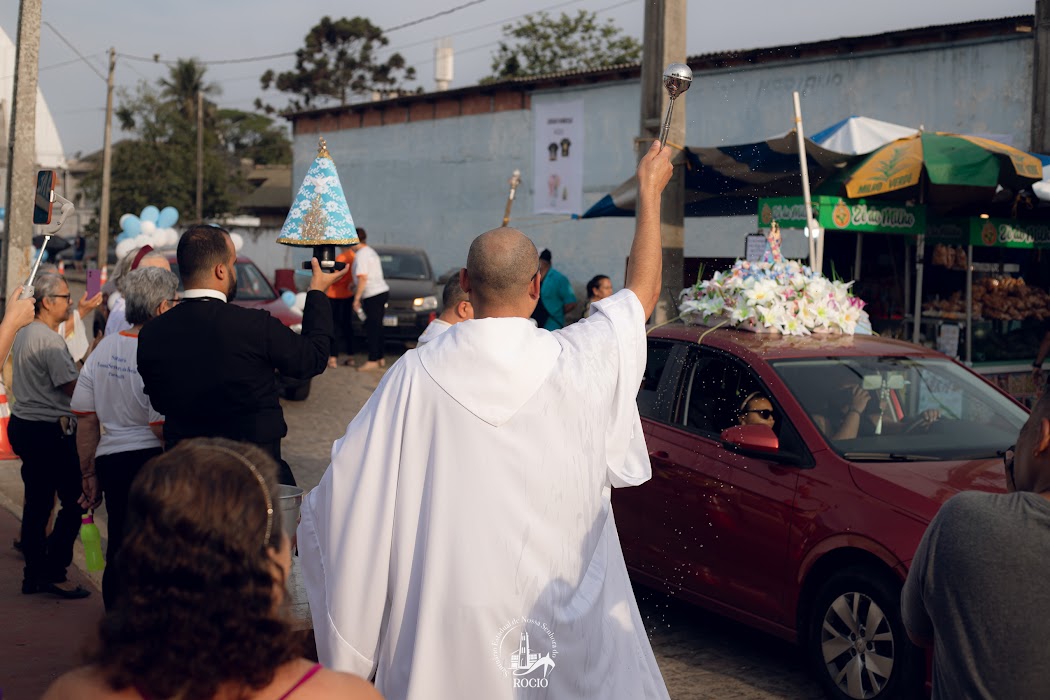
[137,290,332,445]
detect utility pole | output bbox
[196,91,204,222]
[1,0,42,307]
[98,47,116,275]
[639,0,687,324]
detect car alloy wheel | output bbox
[820,590,893,698]
[806,566,921,700]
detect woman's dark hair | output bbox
[586,274,609,299]
[89,438,300,699]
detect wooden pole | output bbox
[792,91,818,270]
[1,0,42,306]
[639,0,687,324]
[97,47,116,274]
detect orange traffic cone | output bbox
[0,387,16,460]
[57,260,65,275]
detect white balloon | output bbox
[118,213,132,229]
[116,240,134,259]
[293,291,307,314]
[140,220,157,235]
[162,228,179,247]
[230,232,244,251]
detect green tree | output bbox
[158,57,221,119]
[215,109,292,165]
[257,16,417,113]
[489,11,642,80]
[82,69,242,232]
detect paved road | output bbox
[283,353,825,699]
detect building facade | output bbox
[286,16,1035,295]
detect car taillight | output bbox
[428,312,437,323]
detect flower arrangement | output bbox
[678,224,869,336]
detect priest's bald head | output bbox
[460,227,542,319]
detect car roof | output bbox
[372,244,429,255]
[648,321,945,363]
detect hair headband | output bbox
[206,446,274,547]
[130,245,154,271]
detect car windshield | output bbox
[379,251,430,280]
[169,261,277,302]
[771,356,1027,460]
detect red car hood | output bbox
[849,458,1007,524]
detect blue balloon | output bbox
[123,217,142,236]
[157,206,179,229]
[140,205,160,223]
[281,291,296,307]
[116,232,132,243]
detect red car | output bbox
[613,323,1025,700]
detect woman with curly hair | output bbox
[43,438,381,700]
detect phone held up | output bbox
[86,269,102,298]
[33,170,56,225]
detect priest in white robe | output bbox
[299,140,674,700]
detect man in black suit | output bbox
[138,225,346,485]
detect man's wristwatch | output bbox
[1034,361,1044,369]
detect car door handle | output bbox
[649,450,670,460]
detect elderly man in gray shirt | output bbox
[902,393,1050,698]
[9,273,90,599]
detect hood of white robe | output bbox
[416,317,560,427]
[416,318,452,345]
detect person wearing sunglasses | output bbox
[736,391,776,430]
[901,396,1050,698]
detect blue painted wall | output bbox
[293,34,1032,297]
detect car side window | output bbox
[638,340,679,423]
[676,349,810,462]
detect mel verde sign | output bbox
[757,196,925,235]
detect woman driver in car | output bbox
[813,379,940,440]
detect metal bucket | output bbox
[276,485,304,538]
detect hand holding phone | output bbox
[86,269,102,298]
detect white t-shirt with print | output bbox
[71,331,164,457]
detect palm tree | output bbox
[159,58,221,120]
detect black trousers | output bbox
[362,292,389,361]
[166,436,297,487]
[96,446,163,610]
[9,415,84,585]
[328,297,355,358]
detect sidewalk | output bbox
[0,467,104,700]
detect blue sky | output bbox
[1,0,1035,156]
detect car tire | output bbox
[805,566,922,700]
[284,380,311,402]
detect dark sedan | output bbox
[369,245,441,343]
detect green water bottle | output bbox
[80,511,105,572]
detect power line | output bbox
[384,0,588,54]
[0,54,103,82]
[385,0,488,33]
[114,0,491,68]
[42,21,106,81]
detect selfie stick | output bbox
[21,193,75,300]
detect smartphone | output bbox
[86,269,102,298]
[33,170,56,225]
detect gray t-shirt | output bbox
[11,321,79,422]
[902,490,1050,699]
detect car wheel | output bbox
[284,380,311,402]
[805,566,922,700]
